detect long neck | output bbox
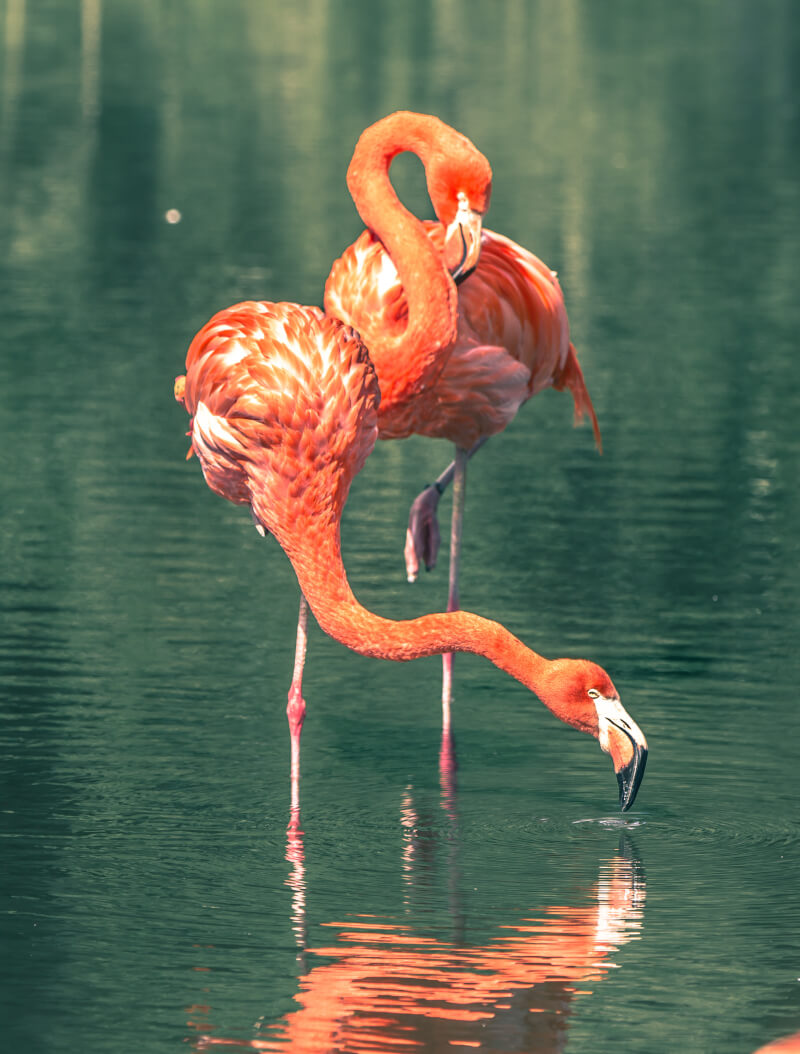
[346,113,459,401]
[275,511,553,701]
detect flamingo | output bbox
[325,111,601,727]
[176,300,647,819]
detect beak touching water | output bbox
[596,696,648,812]
[443,192,484,283]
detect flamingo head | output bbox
[425,140,492,284]
[346,112,492,283]
[537,659,648,812]
[442,191,488,284]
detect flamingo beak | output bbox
[614,729,648,812]
[596,698,648,812]
[443,194,483,284]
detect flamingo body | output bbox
[325,224,600,450]
[177,300,647,813]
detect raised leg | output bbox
[287,593,309,831]
[404,437,488,582]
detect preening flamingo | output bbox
[325,111,601,723]
[176,300,647,817]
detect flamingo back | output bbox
[441,228,601,448]
[179,301,380,544]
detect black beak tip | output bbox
[617,746,648,812]
[453,261,477,286]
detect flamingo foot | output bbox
[404,484,442,582]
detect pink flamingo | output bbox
[325,111,601,728]
[176,300,647,819]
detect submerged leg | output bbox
[441,445,468,737]
[285,824,307,958]
[404,437,488,582]
[287,593,309,830]
[439,722,458,808]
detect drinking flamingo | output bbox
[325,111,601,723]
[176,300,647,819]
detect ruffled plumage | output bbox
[325,224,600,449]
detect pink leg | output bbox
[287,593,308,831]
[442,445,468,742]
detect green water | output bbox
[2,1,799,1051]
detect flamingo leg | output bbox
[441,445,468,735]
[404,437,488,582]
[287,593,309,830]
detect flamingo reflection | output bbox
[191,748,645,1053]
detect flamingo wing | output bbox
[457,230,570,388]
[456,230,601,449]
[325,225,600,449]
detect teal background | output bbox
[1,1,799,1051]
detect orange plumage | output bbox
[326,224,601,451]
[180,301,380,539]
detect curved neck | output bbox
[346,113,459,400]
[275,512,553,703]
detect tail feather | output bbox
[553,343,602,454]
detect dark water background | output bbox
[1,1,799,1051]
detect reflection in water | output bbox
[191,746,646,1053]
[80,0,102,124]
[0,0,25,181]
[285,823,307,960]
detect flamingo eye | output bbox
[588,689,600,700]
